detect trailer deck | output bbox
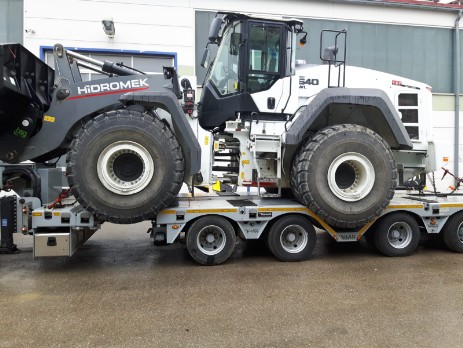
[2,191,463,264]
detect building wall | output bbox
[23,0,196,75]
[195,10,461,93]
[22,0,462,83]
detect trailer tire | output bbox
[267,215,316,262]
[442,211,463,253]
[363,231,378,251]
[373,213,420,257]
[186,216,236,265]
[66,110,184,224]
[291,124,396,228]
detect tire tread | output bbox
[66,109,184,224]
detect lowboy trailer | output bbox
[2,190,463,265]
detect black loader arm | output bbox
[0,44,54,163]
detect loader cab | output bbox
[198,13,303,130]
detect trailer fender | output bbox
[285,87,413,152]
[119,91,201,177]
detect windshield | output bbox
[208,21,242,96]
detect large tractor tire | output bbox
[66,109,185,224]
[291,124,397,229]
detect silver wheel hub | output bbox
[197,225,226,255]
[97,141,154,195]
[287,233,296,243]
[387,222,412,249]
[328,152,375,202]
[280,225,308,254]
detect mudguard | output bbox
[119,91,201,177]
[285,87,413,150]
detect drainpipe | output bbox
[455,10,462,177]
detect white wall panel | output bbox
[23,0,195,69]
[433,111,457,128]
[24,18,193,47]
[25,0,193,27]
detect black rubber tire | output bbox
[186,216,236,265]
[373,213,420,257]
[362,230,378,251]
[290,147,305,204]
[2,167,41,198]
[66,109,184,224]
[267,215,316,262]
[442,211,463,253]
[291,124,397,228]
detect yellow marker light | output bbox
[32,212,43,217]
[172,225,181,230]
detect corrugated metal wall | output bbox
[0,0,23,43]
[195,11,463,93]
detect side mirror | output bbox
[200,47,210,68]
[208,17,223,43]
[322,46,338,63]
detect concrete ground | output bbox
[1,223,463,348]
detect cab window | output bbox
[209,22,242,96]
[247,24,282,93]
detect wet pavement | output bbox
[1,223,463,347]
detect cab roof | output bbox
[218,11,304,28]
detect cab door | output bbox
[246,21,288,114]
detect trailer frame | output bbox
[2,190,463,264]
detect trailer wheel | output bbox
[291,124,396,228]
[373,213,420,257]
[186,216,236,265]
[66,110,184,224]
[442,211,463,253]
[267,215,316,262]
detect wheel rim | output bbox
[457,222,463,244]
[328,152,375,202]
[280,225,308,253]
[196,225,227,255]
[387,222,413,249]
[97,141,154,195]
